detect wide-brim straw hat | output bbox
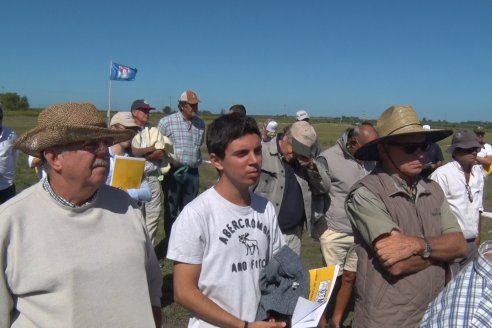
[14,102,135,157]
[355,105,452,161]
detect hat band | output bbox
[385,122,422,137]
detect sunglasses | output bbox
[384,141,430,154]
[455,147,481,154]
[465,184,473,203]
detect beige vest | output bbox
[351,171,446,328]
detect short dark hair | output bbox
[228,104,247,115]
[206,113,260,159]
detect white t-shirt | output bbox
[167,187,284,327]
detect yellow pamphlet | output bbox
[110,156,145,190]
[291,264,340,328]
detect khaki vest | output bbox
[351,171,446,328]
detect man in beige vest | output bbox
[345,105,467,328]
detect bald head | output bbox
[348,122,378,156]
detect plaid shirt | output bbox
[420,241,492,327]
[157,111,205,168]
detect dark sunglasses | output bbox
[455,147,481,154]
[384,141,430,154]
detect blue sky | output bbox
[2,0,491,122]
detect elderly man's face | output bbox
[279,135,296,162]
[379,133,428,178]
[51,140,110,190]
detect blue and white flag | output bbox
[110,62,137,81]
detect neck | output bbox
[48,174,99,206]
[214,178,251,206]
[457,160,473,173]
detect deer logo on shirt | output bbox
[238,233,259,256]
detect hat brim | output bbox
[446,139,483,154]
[355,129,453,161]
[292,138,312,158]
[14,125,135,158]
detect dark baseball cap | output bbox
[131,99,155,111]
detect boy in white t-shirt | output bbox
[167,113,286,328]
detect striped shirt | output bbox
[157,112,205,168]
[420,241,492,327]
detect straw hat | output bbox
[355,105,452,161]
[14,102,135,157]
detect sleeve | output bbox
[439,198,463,234]
[166,205,206,264]
[131,131,142,148]
[267,202,285,255]
[127,180,152,203]
[345,186,399,248]
[157,118,169,137]
[306,155,331,195]
[144,231,163,307]
[0,216,13,327]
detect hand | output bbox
[374,230,423,268]
[146,149,166,160]
[297,156,316,170]
[249,320,287,328]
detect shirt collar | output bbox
[42,177,95,208]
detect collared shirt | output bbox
[0,127,18,190]
[420,241,492,327]
[346,173,461,246]
[478,142,492,158]
[42,177,94,208]
[430,161,484,239]
[157,111,205,168]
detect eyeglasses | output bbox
[465,184,473,202]
[384,141,430,154]
[78,140,111,153]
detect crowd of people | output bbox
[0,97,491,328]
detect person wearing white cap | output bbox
[295,110,310,122]
[253,121,329,255]
[158,90,205,243]
[261,119,278,143]
[107,112,151,206]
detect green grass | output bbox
[3,110,492,327]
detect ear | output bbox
[43,149,63,173]
[209,153,224,172]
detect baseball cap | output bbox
[295,110,310,121]
[110,112,138,128]
[266,120,278,134]
[290,121,317,158]
[131,99,155,111]
[179,90,200,105]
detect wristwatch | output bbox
[422,238,432,259]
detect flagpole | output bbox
[107,59,113,126]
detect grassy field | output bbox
[3,110,492,327]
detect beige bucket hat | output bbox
[14,102,135,157]
[355,105,452,161]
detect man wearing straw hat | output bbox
[345,105,467,328]
[0,103,162,327]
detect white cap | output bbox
[266,120,278,133]
[422,124,431,130]
[296,110,309,121]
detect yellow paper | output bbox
[110,156,145,190]
[308,265,339,304]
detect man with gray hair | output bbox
[253,121,329,255]
[0,103,162,327]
